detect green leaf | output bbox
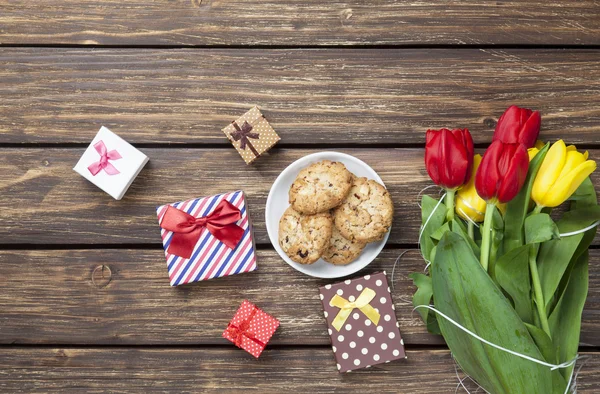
[503,144,550,253]
[571,177,597,209]
[451,218,480,257]
[548,251,589,381]
[524,322,567,394]
[495,245,533,323]
[420,195,447,263]
[524,213,560,244]
[537,206,600,308]
[430,222,450,241]
[409,273,441,335]
[524,323,556,364]
[431,232,553,394]
[492,204,504,231]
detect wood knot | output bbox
[190,0,203,7]
[92,265,112,288]
[42,160,50,167]
[340,8,353,24]
[483,118,497,129]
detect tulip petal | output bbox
[476,140,504,201]
[452,129,474,184]
[497,144,529,203]
[456,154,486,222]
[527,147,540,162]
[532,140,567,206]
[556,150,586,181]
[442,129,469,189]
[540,160,597,207]
[534,140,545,150]
[425,131,442,185]
[520,110,541,148]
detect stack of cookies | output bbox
[278,160,393,266]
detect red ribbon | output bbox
[87,140,122,176]
[160,199,244,259]
[226,307,265,349]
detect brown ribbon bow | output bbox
[230,120,260,157]
[226,306,265,348]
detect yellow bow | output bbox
[330,287,380,331]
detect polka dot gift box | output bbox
[319,271,406,372]
[222,106,281,165]
[223,300,280,358]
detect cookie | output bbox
[333,177,393,243]
[289,160,353,214]
[279,206,333,264]
[322,226,367,265]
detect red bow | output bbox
[160,199,244,259]
[226,307,265,348]
[87,140,122,176]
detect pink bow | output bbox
[87,140,122,176]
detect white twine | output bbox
[453,354,490,394]
[418,192,446,266]
[458,207,481,228]
[568,356,589,394]
[417,184,444,208]
[415,305,580,394]
[559,220,600,238]
[390,250,410,292]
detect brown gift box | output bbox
[319,271,406,372]
[222,106,280,164]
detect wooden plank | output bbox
[1,148,599,246]
[0,347,597,393]
[1,248,598,347]
[0,48,599,145]
[1,1,599,46]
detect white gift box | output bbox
[73,126,149,200]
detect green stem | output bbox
[533,204,544,215]
[445,189,456,222]
[479,203,495,271]
[467,220,474,240]
[489,227,499,280]
[529,243,551,338]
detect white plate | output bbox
[265,151,391,278]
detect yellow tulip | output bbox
[534,140,545,150]
[456,154,487,222]
[532,140,597,208]
[528,147,540,161]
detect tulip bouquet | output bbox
[412,106,598,393]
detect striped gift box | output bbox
[156,191,257,286]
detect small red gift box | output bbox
[223,300,280,358]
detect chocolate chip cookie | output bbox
[322,226,366,265]
[289,160,353,215]
[278,206,333,264]
[333,177,393,243]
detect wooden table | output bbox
[0,2,599,392]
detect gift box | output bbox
[156,191,257,286]
[223,300,280,358]
[319,271,406,372]
[222,106,280,164]
[73,126,149,200]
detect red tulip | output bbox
[492,105,541,148]
[475,140,529,203]
[425,128,474,190]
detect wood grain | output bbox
[1,148,598,246]
[0,48,599,145]
[0,248,598,347]
[0,347,598,393]
[1,1,599,46]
